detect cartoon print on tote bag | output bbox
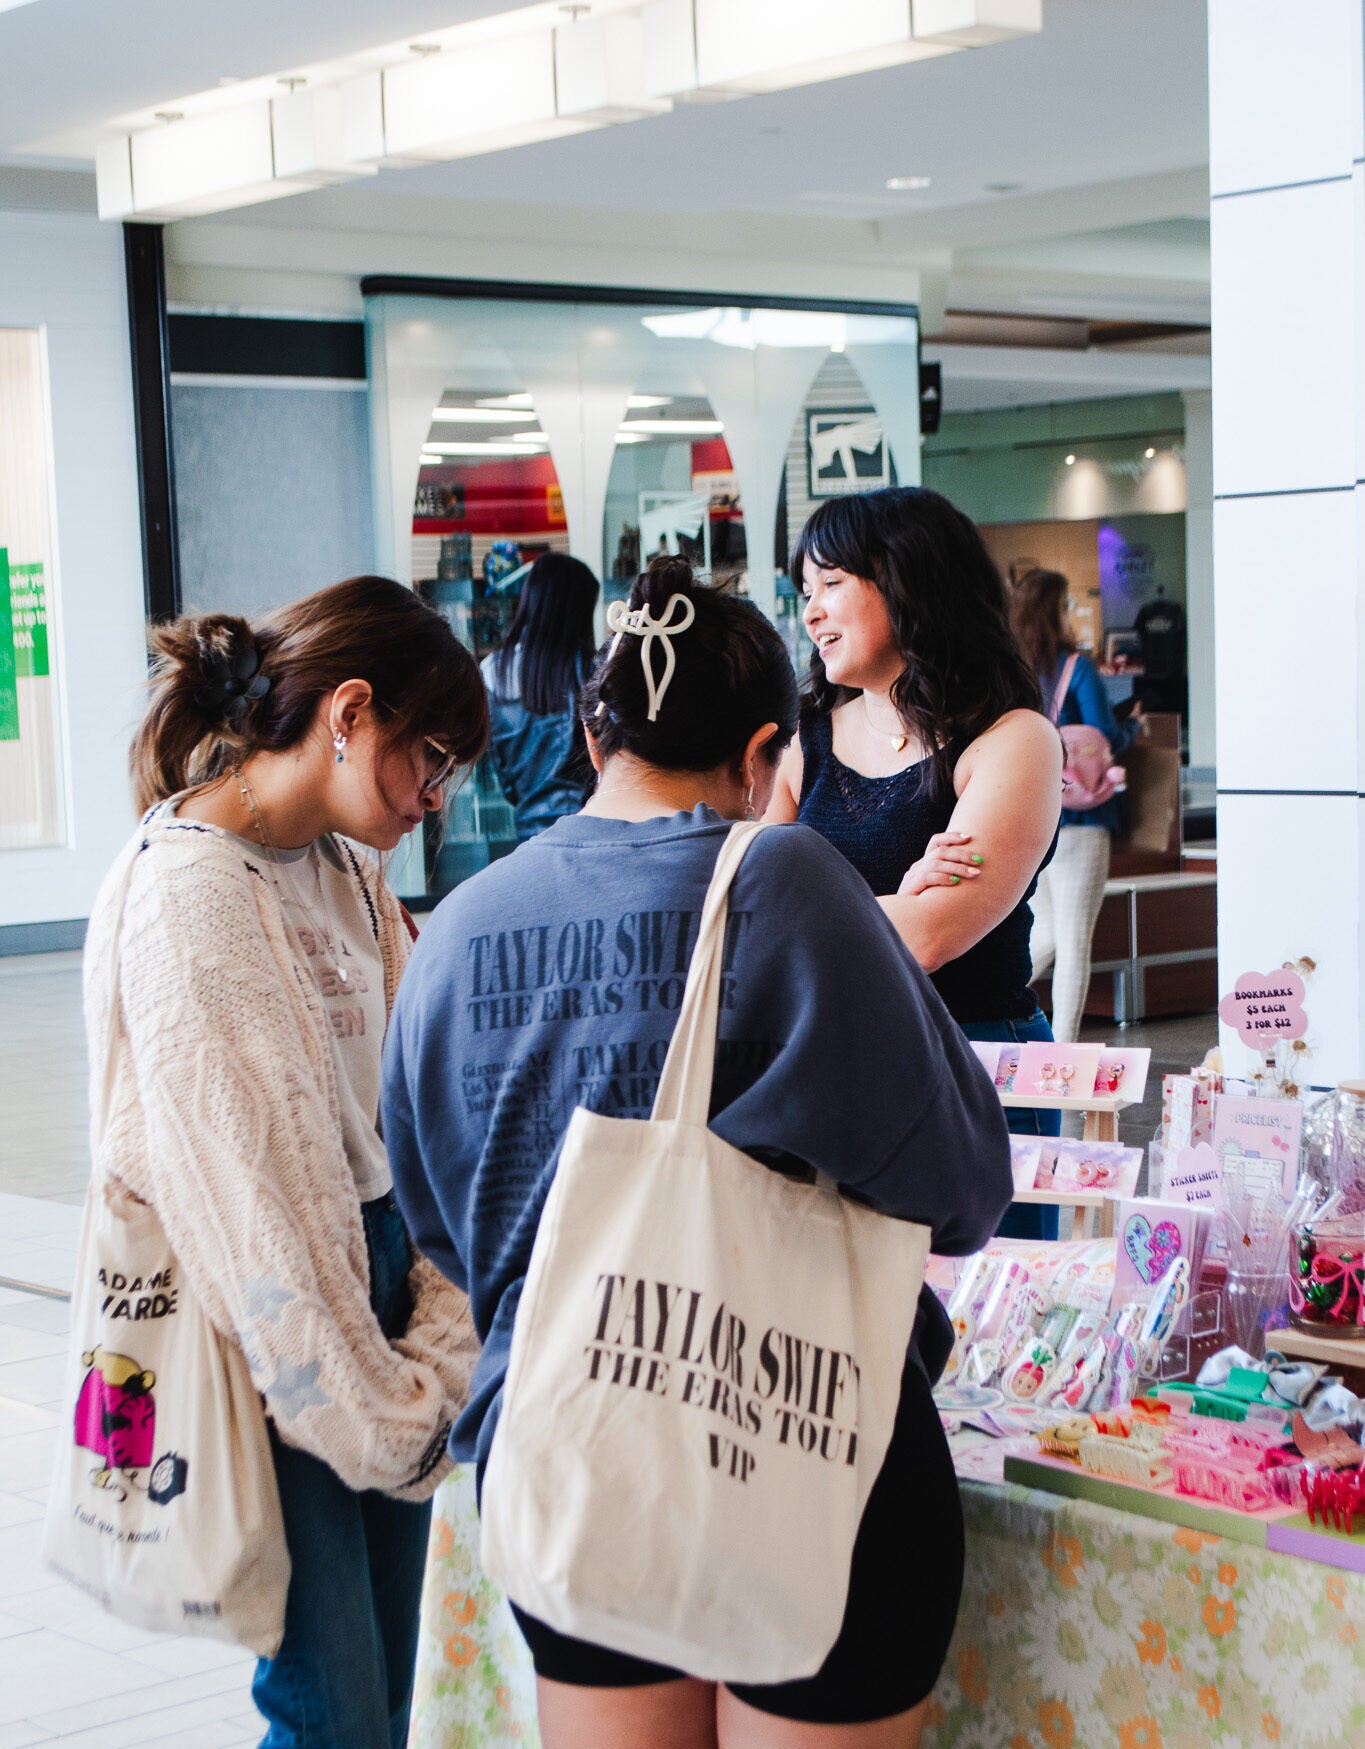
[72,1343,188,1508]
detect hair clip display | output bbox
[1079,1424,1172,1488]
[1303,1467,1365,1534]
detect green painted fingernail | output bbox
[949,875,961,884]
[971,854,985,865]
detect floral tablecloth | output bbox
[408,1467,1365,1749]
[925,1482,1365,1749]
[409,1468,541,1749]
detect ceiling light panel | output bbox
[272,86,376,184]
[555,12,671,122]
[911,0,1042,48]
[430,407,541,423]
[643,0,955,100]
[126,105,289,219]
[382,33,589,163]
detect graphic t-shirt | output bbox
[227,832,391,1201]
[382,806,1012,1464]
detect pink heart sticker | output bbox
[1123,1213,1184,1285]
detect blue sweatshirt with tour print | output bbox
[382,806,1012,1466]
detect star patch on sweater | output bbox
[267,1358,330,1420]
[245,1274,293,1324]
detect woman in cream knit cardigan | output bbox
[85,578,486,1749]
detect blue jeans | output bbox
[959,1009,1061,1241]
[253,1195,432,1749]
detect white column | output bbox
[1208,0,1365,1078]
[1181,387,1214,775]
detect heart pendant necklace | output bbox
[861,694,909,754]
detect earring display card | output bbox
[1210,1096,1303,1201]
[1112,1200,1211,1308]
[1050,1140,1143,1199]
[1009,1139,1044,1193]
[1012,1043,1104,1103]
[993,1046,1022,1094]
[1093,1048,1152,1102]
[969,1041,1002,1081]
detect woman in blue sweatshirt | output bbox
[383,554,1012,1749]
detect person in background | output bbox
[481,552,599,840]
[384,554,1012,1749]
[89,578,488,1748]
[1010,566,1143,1046]
[766,487,1062,1239]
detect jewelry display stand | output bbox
[998,1091,1137,1239]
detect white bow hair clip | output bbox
[600,592,696,722]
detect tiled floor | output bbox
[0,950,259,1745]
[0,944,1219,1744]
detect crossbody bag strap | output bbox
[1050,652,1079,724]
[649,821,767,1129]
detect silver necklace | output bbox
[861,694,909,753]
[237,769,351,984]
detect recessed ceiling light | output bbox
[430,407,539,424]
[886,175,932,191]
[619,419,724,435]
[1065,454,1076,466]
[1145,447,1156,459]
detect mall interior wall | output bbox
[0,209,146,948]
[1207,0,1365,1081]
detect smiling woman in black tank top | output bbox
[766,488,1063,1237]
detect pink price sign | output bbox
[1217,969,1307,1047]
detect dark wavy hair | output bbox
[792,487,1043,799]
[581,554,798,772]
[493,551,600,715]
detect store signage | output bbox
[807,408,889,497]
[1218,970,1308,1047]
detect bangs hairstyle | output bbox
[131,575,489,816]
[792,487,1043,798]
[580,554,798,772]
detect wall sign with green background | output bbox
[10,559,48,679]
[0,548,18,741]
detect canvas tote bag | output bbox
[43,847,290,1657]
[480,822,931,1684]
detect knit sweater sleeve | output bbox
[105,833,453,1500]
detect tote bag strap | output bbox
[1049,652,1079,724]
[93,840,146,1147]
[650,821,767,1129]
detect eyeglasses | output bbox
[420,737,460,798]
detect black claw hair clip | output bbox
[194,644,271,723]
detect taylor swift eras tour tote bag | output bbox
[480,823,931,1684]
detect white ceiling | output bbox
[0,0,1213,407]
[3,0,1207,222]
